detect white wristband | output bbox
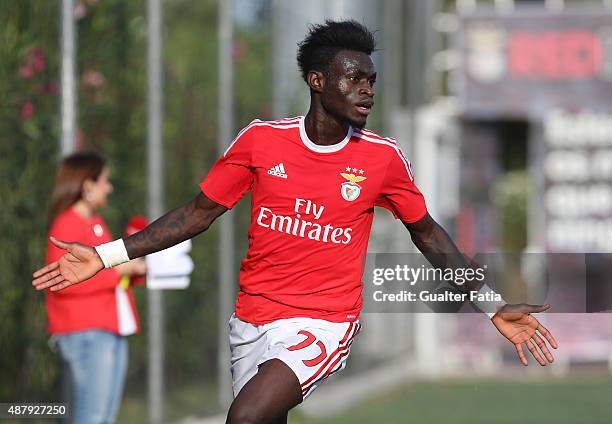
[95,239,130,268]
[472,284,506,319]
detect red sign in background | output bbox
[457,10,612,118]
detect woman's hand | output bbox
[115,258,147,277]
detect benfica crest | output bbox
[340,172,367,201]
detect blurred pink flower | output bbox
[75,128,84,150]
[18,65,34,80]
[27,48,46,73]
[21,100,35,120]
[74,2,87,19]
[43,82,58,95]
[232,40,247,64]
[83,69,105,88]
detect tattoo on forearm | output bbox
[124,195,225,259]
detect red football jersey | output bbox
[200,116,427,324]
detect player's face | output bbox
[321,50,376,128]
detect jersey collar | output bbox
[299,116,353,153]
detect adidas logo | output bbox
[267,163,288,179]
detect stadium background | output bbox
[1,0,612,422]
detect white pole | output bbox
[272,0,288,118]
[494,0,515,12]
[60,0,76,155]
[218,0,235,410]
[545,0,564,11]
[147,0,164,422]
[456,0,477,14]
[382,0,402,133]
[331,0,345,18]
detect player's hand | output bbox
[32,237,104,292]
[491,303,558,366]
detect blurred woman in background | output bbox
[45,152,145,424]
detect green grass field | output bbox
[9,376,609,423]
[290,376,612,424]
[79,375,611,423]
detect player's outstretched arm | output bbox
[403,213,478,292]
[32,192,227,291]
[404,213,558,365]
[123,192,227,258]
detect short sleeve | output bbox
[375,147,427,223]
[199,123,256,209]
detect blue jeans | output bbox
[54,330,128,424]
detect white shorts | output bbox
[228,314,361,400]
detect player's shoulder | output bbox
[239,116,302,136]
[225,117,301,156]
[353,127,414,179]
[352,127,401,156]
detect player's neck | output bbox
[304,110,350,146]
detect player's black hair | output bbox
[297,20,376,82]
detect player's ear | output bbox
[307,70,325,93]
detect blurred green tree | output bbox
[0,1,271,415]
[0,2,62,401]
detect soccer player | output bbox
[33,20,557,424]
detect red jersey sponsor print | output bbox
[200,116,427,324]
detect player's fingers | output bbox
[35,276,64,291]
[50,236,71,251]
[32,261,59,278]
[525,340,546,366]
[532,333,554,363]
[35,274,66,291]
[50,280,74,292]
[32,268,60,286]
[515,343,528,366]
[537,324,558,349]
[38,268,62,285]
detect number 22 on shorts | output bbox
[287,330,327,367]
